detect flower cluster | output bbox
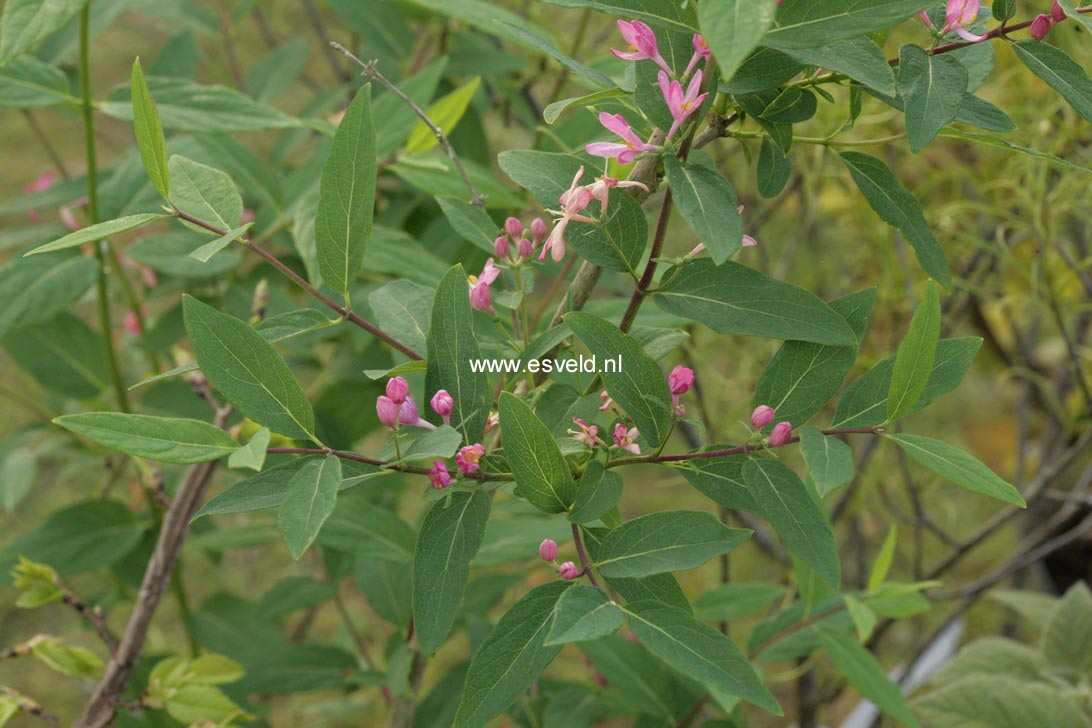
[541,166,648,262]
[376,377,434,430]
[751,405,793,447]
[493,216,546,262]
[1030,1,1067,40]
[919,0,993,42]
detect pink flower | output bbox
[683,34,711,79]
[485,411,500,434]
[668,365,694,416]
[918,9,934,28]
[585,113,659,164]
[469,258,501,315]
[494,235,510,259]
[530,217,548,245]
[658,70,709,141]
[1030,13,1052,39]
[598,390,614,412]
[386,377,409,405]
[505,217,523,240]
[430,389,454,426]
[399,395,435,429]
[942,0,987,42]
[377,395,401,429]
[768,421,793,447]
[612,423,641,455]
[428,461,452,489]
[611,19,672,75]
[242,208,256,224]
[455,443,485,474]
[539,539,558,562]
[587,175,650,216]
[751,405,776,429]
[558,561,581,580]
[541,167,596,263]
[123,310,141,336]
[569,418,604,448]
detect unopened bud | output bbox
[430,389,454,425]
[539,539,558,562]
[668,365,694,395]
[494,235,510,258]
[530,217,548,245]
[1052,0,1066,23]
[376,395,400,429]
[386,376,409,405]
[517,237,534,260]
[504,217,523,240]
[768,421,793,447]
[751,405,776,429]
[558,561,581,580]
[1030,13,1052,40]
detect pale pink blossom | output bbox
[587,175,649,216]
[611,19,672,75]
[123,310,141,336]
[683,34,711,79]
[585,113,659,164]
[658,70,709,140]
[598,390,614,412]
[468,258,501,315]
[942,0,988,42]
[612,423,641,455]
[569,418,605,448]
[430,389,454,426]
[428,461,452,489]
[541,167,596,263]
[455,443,485,474]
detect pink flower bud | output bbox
[386,376,409,405]
[517,237,534,260]
[123,310,141,336]
[751,405,776,429]
[428,461,452,489]
[1052,0,1066,22]
[455,443,485,474]
[376,395,400,429]
[668,365,695,395]
[768,421,793,447]
[530,217,548,245]
[430,389,454,425]
[494,235,510,259]
[558,561,581,580]
[1030,13,1052,40]
[539,539,558,562]
[504,217,523,240]
[398,395,420,425]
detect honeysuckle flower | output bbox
[399,395,435,429]
[668,365,694,416]
[455,443,485,474]
[430,389,453,425]
[428,461,452,489]
[485,410,500,434]
[494,235,510,259]
[541,167,596,263]
[558,561,581,580]
[1030,13,1052,39]
[505,216,523,240]
[768,421,793,447]
[658,70,709,140]
[611,19,672,75]
[612,423,641,455]
[683,34,711,79]
[469,258,501,315]
[598,390,614,412]
[123,310,141,336]
[377,395,401,429]
[530,217,548,246]
[585,113,659,164]
[539,539,558,562]
[386,376,409,405]
[569,417,605,448]
[587,175,650,216]
[942,0,987,42]
[751,405,776,429]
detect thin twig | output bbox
[61,591,118,654]
[331,42,484,207]
[571,523,600,587]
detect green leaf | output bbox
[25,213,171,255]
[1055,0,1092,32]
[1012,40,1092,123]
[693,582,787,623]
[756,135,791,198]
[535,0,697,34]
[939,129,1091,175]
[498,149,584,208]
[569,460,622,524]
[425,265,491,441]
[414,491,491,654]
[0,695,17,725]
[752,288,874,428]
[564,313,674,448]
[815,628,918,727]
[624,600,780,714]
[799,426,856,496]
[581,527,694,614]
[1041,581,1092,678]
[566,189,648,274]
[0,499,142,576]
[844,594,877,641]
[697,0,778,83]
[165,684,249,725]
[278,455,341,560]
[928,637,1047,685]
[316,84,377,298]
[765,0,927,49]
[189,222,252,263]
[437,196,498,254]
[4,311,109,398]
[743,458,840,588]
[0,0,84,65]
[897,44,968,153]
[495,20,615,89]
[498,392,576,513]
[406,77,480,154]
[183,295,316,440]
[785,38,895,95]
[912,676,1088,728]
[868,525,897,592]
[395,426,463,464]
[887,280,941,422]
[653,259,857,345]
[54,412,238,464]
[838,151,952,289]
[368,279,434,355]
[30,636,103,679]
[228,427,270,472]
[100,76,301,132]
[169,155,243,231]
[886,434,1025,507]
[131,58,169,199]
[664,156,743,264]
[594,510,751,578]
[0,56,75,107]
[455,581,571,728]
[317,490,415,562]
[833,337,982,428]
[544,87,630,124]
[544,584,623,645]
